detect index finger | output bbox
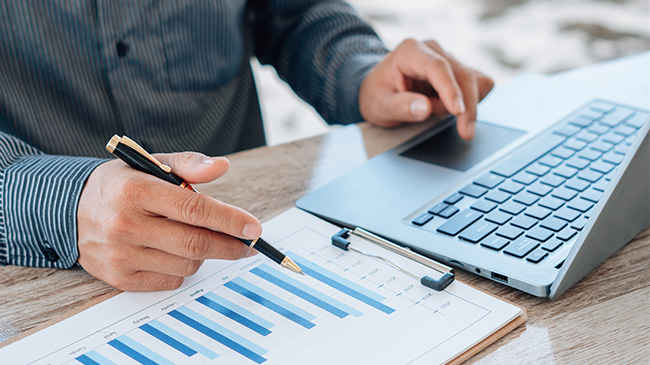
[393,39,465,115]
[135,177,262,239]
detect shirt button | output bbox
[39,242,60,262]
[116,40,129,58]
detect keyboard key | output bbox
[496,225,524,240]
[601,152,624,165]
[526,248,549,263]
[590,140,614,153]
[587,123,609,135]
[499,180,525,195]
[567,198,594,213]
[538,155,563,169]
[524,205,552,220]
[512,172,538,185]
[527,182,553,197]
[511,215,538,230]
[556,226,578,241]
[412,213,434,226]
[444,193,464,205]
[542,238,564,251]
[624,112,648,129]
[504,237,540,258]
[589,101,615,113]
[500,200,526,215]
[613,125,637,137]
[568,116,593,128]
[459,184,488,198]
[491,134,566,177]
[526,226,554,242]
[553,165,578,179]
[590,161,616,174]
[599,107,634,127]
[439,205,460,218]
[553,124,580,137]
[570,216,589,231]
[602,132,625,145]
[485,210,512,225]
[564,139,587,151]
[538,196,565,210]
[577,149,601,161]
[473,173,505,189]
[564,178,590,192]
[592,179,609,192]
[485,190,511,204]
[551,147,575,160]
[481,235,510,251]
[540,174,565,188]
[513,191,540,206]
[581,189,602,203]
[428,203,449,215]
[437,209,483,236]
[459,220,498,243]
[578,108,602,120]
[565,156,590,170]
[552,187,578,201]
[612,144,630,155]
[577,169,602,183]
[575,130,599,143]
[526,163,551,177]
[540,216,568,232]
[554,207,581,222]
[470,199,497,213]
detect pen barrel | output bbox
[242,238,284,265]
[113,144,185,186]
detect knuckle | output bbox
[399,38,418,49]
[105,272,130,290]
[178,194,207,223]
[182,231,211,259]
[220,240,247,260]
[105,246,131,267]
[179,259,203,277]
[105,213,133,240]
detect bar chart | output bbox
[7,209,521,365]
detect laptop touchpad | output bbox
[400,121,525,172]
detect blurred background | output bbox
[254,0,650,146]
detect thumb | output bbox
[154,152,230,184]
[382,92,432,124]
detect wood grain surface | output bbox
[1,121,648,363]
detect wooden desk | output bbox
[1,122,648,363]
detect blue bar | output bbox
[197,293,273,335]
[145,320,219,360]
[140,322,197,356]
[289,253,395,314]
[169,307,267,364]
[78,351,115,365]
[252,264,362,318]
[111,335,174,365]
[224,278,317,329]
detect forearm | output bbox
[0,132,105,268]
[252,0,388,124]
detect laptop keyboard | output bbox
[410,100,648,264]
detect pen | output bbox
[105,135,304,275]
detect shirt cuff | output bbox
[335,52,386,125]
[0,155,106,268]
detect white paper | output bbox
[1,208,522,365]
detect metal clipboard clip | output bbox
[332,227,455,291]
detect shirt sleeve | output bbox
[0,132,106,268]
[250,0,388,125]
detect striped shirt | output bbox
[0,1,387,268]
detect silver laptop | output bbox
[297,79,649,299]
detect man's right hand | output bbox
[77,152,262,291]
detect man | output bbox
[0,1,493,291]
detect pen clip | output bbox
[107,135,172,173]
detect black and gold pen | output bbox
[106,135,304,275]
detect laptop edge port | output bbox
[491,272,508,283]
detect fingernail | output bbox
[466,122,475,139]
[243,223,262,239]
[203,156,216,165]
[456,96,466,115]
[246,248,259,257]
[410,99,429,119]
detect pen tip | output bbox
[281,257,304,276]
